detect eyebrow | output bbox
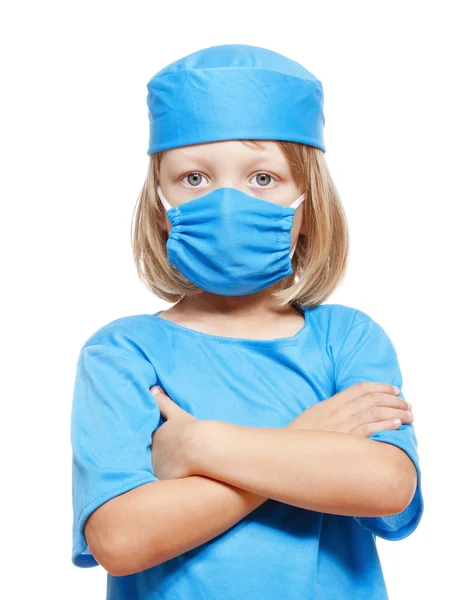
[175,153,286,169]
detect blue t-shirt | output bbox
[71,303,424,599]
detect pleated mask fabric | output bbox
[157,184,305,296]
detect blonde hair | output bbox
[131,141,349,310]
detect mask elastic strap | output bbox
[290,240,298,258]
[289,194,304,258]
[290,193,305,209]
[157,185,173,211]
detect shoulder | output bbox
[304,303,383,361]
[79,312,158,355]
[305,302,374,332]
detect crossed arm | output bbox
[85,420,416,577]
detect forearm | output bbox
[191,421,406,516]
[101,475,268,576]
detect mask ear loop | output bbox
[157,184,173,211]
[289,193,305,257]
[290,193,305,209]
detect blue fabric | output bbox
[146,43,326,154]
[71,303,423,599]
[160,185,304,296]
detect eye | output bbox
[250,172,276,187]
[181,172,208,187]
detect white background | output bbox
[2,1,473,598]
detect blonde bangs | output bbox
[131,141,349,309]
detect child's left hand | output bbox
[149,386,199,480]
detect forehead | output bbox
[161,140,287,168]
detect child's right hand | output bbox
[286,382,414,438]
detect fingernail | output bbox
[393,386,400,394]
[151,386,163,395]
[407,403,412,411]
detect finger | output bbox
[150,385,166,397]
[363,405,414,425]
[338,381,400,404]
[351,418,406,438]
[150,386,171,416]
[150,385,172,417]
[150,386,189,421]
[345,402,413,433]
[359,391,411,413]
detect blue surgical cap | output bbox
[146,44,326,154]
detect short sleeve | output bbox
[333,311,424,541]
[71,342,161,567]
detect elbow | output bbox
[86,531,149,577]
[84,488,171,576]
[394,459,418,513]
[86,528,157,577]
[383,450,418,515]
[94,541,127,578]
[369,442,418,516]
[102,543,136,578]
[84,517,125,576]
[84,511,152,577]
[99,522,174,576]
[104,538,168,577]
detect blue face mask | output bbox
[157,185,305,296]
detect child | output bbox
[71,44,423,599]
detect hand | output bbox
[149,386,199,480]
[286,381,414,438]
